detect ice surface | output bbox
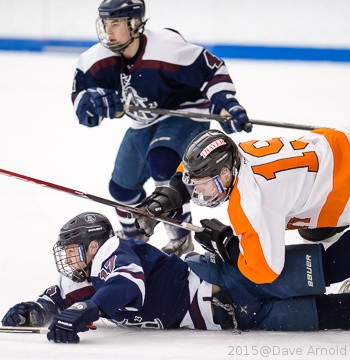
[0,51,349,359]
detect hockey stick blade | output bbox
[124,104,327,131]
[0,168,204,233]
[0,326,49,334]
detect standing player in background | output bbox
[135,128,350,284]
[71,0,252,256]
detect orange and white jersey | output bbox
[229,128,350,284]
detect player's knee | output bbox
[109,179,146,204]
[147,147,181,182]
[299,226,349,241]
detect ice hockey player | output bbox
[135,128,350,284]
[71,0,252,256]
[2,212,350,343]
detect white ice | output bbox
[0,51,349,360]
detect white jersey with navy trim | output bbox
[72,28,237,129]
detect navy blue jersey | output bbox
[72,28,236,128]
[37,239,327,332]
[38,237,221,330]
[90,237,190,329]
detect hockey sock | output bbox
[322,230,350,285]
[109,180,146,237]
[315,293,350,330]
[147,147,181,181]
[163,202,191,240]
[148,147,191,241]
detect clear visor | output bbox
[182,173,229,208]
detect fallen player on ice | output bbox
[2,212,350,343]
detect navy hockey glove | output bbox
[1,301,54,327]
[195,219,240,263]
[75,91,102,127]
[135,186,183,237]
[47,300,99,344]
[88,88,124,119]
[210,92,252,133]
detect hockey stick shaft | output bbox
[125,104,324,131]
[0,326,49,334]
[0,168,204,233]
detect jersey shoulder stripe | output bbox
[76,42,121,73]
[142,29,204,66]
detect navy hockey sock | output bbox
[147,147,181,182]
[323,230,350,285]
[315,293,350,330]
[109,180,146,238]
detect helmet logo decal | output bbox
[200,139,226,159]
[88,226,104,232]
[84,214,96,223]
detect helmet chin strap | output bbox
[72,261,93,283]
[225,166,239,201]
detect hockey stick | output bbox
[0,326,49,334]
[124,104,324,131]
[0,168,204,233]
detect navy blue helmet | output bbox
[98,0,145,20]
[96,0,146,53]
[53,212,114,282]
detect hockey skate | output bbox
[161,234,194,256]
[339,278,350,293]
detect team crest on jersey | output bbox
[113,317,164,329]
[120,74,158,125]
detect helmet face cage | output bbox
[96,0,146,53]
[53,212,114,282]
[53,243,87,282]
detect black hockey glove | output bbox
[195,219,240,264]
[210,91,252,133]
[1,301,55,327]
[47,300,99,344]
[134,186,184,237]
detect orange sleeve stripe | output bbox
[313,129,350,227]
[228,182,279,284]
[176,162,184,173]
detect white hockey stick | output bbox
[0,326,48,334]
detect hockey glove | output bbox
[75,91,103,127]
[210,91,252,133]
[134,186,184,237]
[1,301,55,327]
[47,300,99,344]
[88,88,124,119]
[194,218,240,263]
